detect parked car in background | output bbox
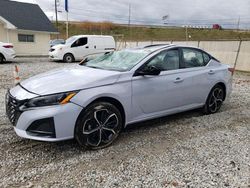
[49,35,115,63]
[0,42,16,63]
[49,39,65,48]
[6,44,233,149]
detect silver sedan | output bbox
[6,44,233,149]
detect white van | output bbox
[49,35,116,63]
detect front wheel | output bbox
[203,85,225,114]
[75,102,123,150]
[63,53,74,63]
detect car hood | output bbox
[51,44,67,49]
[52,44,62,49]
[20,65,121,95]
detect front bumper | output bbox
[6,90,83,142]
[48,51,62,61]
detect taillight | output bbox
[228,67,235,75]
[3,45,13,48]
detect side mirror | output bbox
[136,65,161,76]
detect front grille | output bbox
[5,91,23,126]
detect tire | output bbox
[203,84,225,114]
[63,53,74,63]
[0,54,5,63]
[75,102,123,150]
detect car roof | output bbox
[72,35,114,38]
[128,44,203,53]
[126,44,173,53]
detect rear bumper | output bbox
[3,52,16,61]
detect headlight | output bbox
[22,91,78,109]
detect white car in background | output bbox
[6,44,233,150]
[0,42,16,63]
[49,35,116,63]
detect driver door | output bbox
[132,48,192,115]
[71,37,90,59]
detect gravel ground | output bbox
[0,58,249,188]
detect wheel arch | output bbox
[215,82,226,101]
[92,97,126,126]
[75,96,126,129]
[0,53,5,60]
[207,82,227,101]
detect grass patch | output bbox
[53,21,250,41]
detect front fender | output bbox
[70,82,132,123]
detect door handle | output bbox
[85,46,89,49]
[208,70,215,75]
[174,77,184,83]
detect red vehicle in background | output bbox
[213,24,222,30]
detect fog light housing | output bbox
[26,118,56,138]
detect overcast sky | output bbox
[13,0,250,28]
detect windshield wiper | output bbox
[86,65,104,70]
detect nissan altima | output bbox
[6,44,233,149]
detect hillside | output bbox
[53,21,250,41]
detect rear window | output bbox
[203,53,211,65]
[182,48,207,68]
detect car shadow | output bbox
[124,108,202,132]
[0,61,14,64]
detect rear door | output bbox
[179,47,213,104]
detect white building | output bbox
[0,0,58,56]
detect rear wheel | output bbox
[75,102,123,150]
[63,53,74,63]
[0,54,5,63]
[203,85,225,114]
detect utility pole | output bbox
[128,4,131,41]
[66,11,69,38]
[55,0,58,39]
[185,26,188,42]
[237,16,240,31]
[128,4,131,27]
[65,0,69,39]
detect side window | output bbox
[146,49,180,71]
[203,53,211,65]
[71,37,88,47]
[182,48,205,68]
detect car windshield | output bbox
[54,40,65,45]
[83,50,149,71]
[65,36,77,44]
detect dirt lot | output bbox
[0,58,249,188]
